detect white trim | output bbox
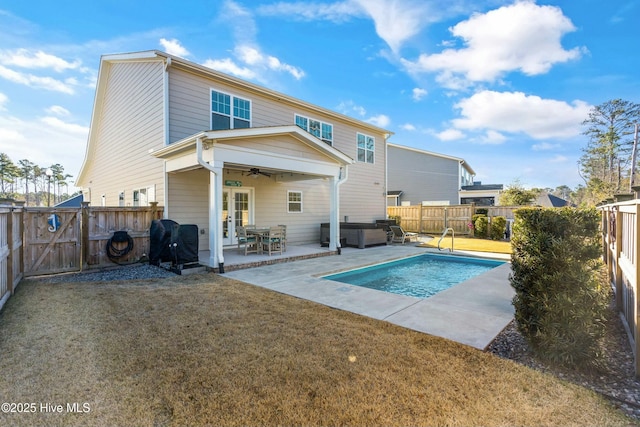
[153,126,354,166]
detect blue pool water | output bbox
[323,253,504,298]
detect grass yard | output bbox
[419,235,512,254]
[0,273,633,426]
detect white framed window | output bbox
[295,114,333,145]
[357,133,375,164]
[287,190,303,213]
[211,89,251,130]
[132,185,156,207]
[118,191,125,207]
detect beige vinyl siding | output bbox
[83,60,166,206]
[387,145,460,205]
[167,169,210,250]
[167,66,387,222]
[223,170,330,245]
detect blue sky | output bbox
[0,0,638,191]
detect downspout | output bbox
[196,137,225,273]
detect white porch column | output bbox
[329,176,339,251]
[209,161,224,268]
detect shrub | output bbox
[510,207,609,370]
[490,216,507,240]
[473,215,488,238]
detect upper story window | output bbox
[212,89,251,130]
[295,114,333,145]
[357,133,375,164]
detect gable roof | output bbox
[78,50,392,185]
[536,193,570,207]
[387,142,475,175]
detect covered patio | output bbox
[198,243,337,272]
[152,125,354,271]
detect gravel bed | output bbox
[28,263,178,284]
[488,313,640,421]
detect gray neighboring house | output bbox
[535,193,571,207]
[387,143,475,206]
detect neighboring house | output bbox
[76,50,391,268]
[54,193,83,207]
[535,193,571,207]
[386,143,475,206]
[459,182,503,206]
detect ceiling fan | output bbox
[248,168,271,178]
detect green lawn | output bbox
[420,235,512,254]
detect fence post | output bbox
[6,204,13,294]
[635,202,640,377]
[150,201,159,220]
[419,204,424,233]
[615,206,623,310]
[80,202,90,271]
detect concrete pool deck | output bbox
[222,245,514,350]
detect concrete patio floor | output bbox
[222,244,514,350]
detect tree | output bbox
[499,181,539,206]
[18,159,34,206]
[578,99,640,202]
[0,153,18,198]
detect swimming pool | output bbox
[323,253,505,298]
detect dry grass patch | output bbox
[0,273,632,426]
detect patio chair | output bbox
[261,226,284,256]
[278,224,287,252]
[389,225,418,244]
[236,226,258,255]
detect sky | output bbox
[0,0,638,191]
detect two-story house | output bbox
[76,50,391,269]
[386,143,476,206]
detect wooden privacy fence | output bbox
[387,204,518,235]
[0,201,163,311]
[599,200,640,376]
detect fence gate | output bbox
[23,208,81,276]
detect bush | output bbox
[473,215,488,238]
[490,216,507,240]
[510,207,609,370]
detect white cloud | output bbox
[202,1,305,82]
[400,123,416,131]
[412,87,427,101]
[256,1,361,23]
[336,100,367,117]
[202,58,257,80]
[435,128,465,141]
[367,114,390,128]
[39,116,89,136]
[402,1,583,87]
[46,105,71,117]
[0,65,76,94]
[482,130,506,144]
[159,38,190,57]
[0,48,82,72]
[532,142,560,151]
[203,45,305,81]
[256,0,442,53]
[550,154,568,163]
[351,0,437,53]
[0,92,7,111]
[0,114,88,175]
[451,90,592,139]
